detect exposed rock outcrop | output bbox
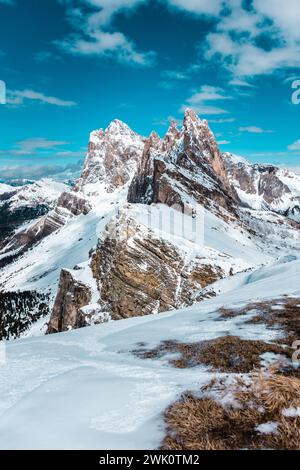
[76,119,145,194]
[128,109,237,218]
[47,269,92,334]
[89,208,234,320]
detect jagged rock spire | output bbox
[76,119,145,194]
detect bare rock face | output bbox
[90,209,225,320]
[128,109,237,218]
[76,119,145,195]
[223,153,300,221]
[46,269,92,334]
[127,131,161,204]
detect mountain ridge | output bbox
[0,109,300,338]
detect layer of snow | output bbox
[0,187,127,301]
[255,422,278,435]
[282,407,300,417]
[0,254,299,449]
[5,179,67,211]
[0,183,17,195]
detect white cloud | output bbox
[7,89,77,107]
[205,1,300,78]
[55,150,86,158]
[153,115,182,127]
[161,70,188,80]
[0,138,71,156]
[16,138,70,154]
[0,161,83,181]
[166,0,300,79]
[57,0,154,66]
[218,140,231,145]
[209,117,235,123]
[165,0,223,16]
[288,139,300,151]
[239,126,274,134]
[181,85,231,115]
[254,0,300,42]
[229,79,255,88]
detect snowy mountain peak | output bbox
[183,108,209,133]
[76,120,145,195]
[105,118,138,138]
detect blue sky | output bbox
[0,0,300,180]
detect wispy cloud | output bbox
[218,140,231,145]
[229,79,255,88]
[165,0,222,16]
[33,51,61,63]
[209,117,236,124]
[56,0,154,67]
[159,69,189,89]
[153,115,182,127]
[0,161,83,181]
[181,85,231,115]
[0,138,71,157]
[288,139,300,151]
[239,126,274,134]
[7,89,77,107]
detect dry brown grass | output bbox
[161,369,300,450]
[133,336,286,373]
[219,297,300,346]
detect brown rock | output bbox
[47,269,92,334]
[90,210,225,320]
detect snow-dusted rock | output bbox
[223,152,300,222]
[76,119,145,195]
[129,109,237,218]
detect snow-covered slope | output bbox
[4,179,67,212]
[0,183,17,196]
[0,179,68,245]
[1,109,300,449]
[0,253,299,449]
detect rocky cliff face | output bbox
[223,153,300,221]
[89,208,227,320]
[46,269,92,334]
[128,109,237,219]
[47,202,254,333]
[76,119,145,195]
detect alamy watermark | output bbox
[291,80,300,105]
[0,79,6,104]
[96,203,205,246]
